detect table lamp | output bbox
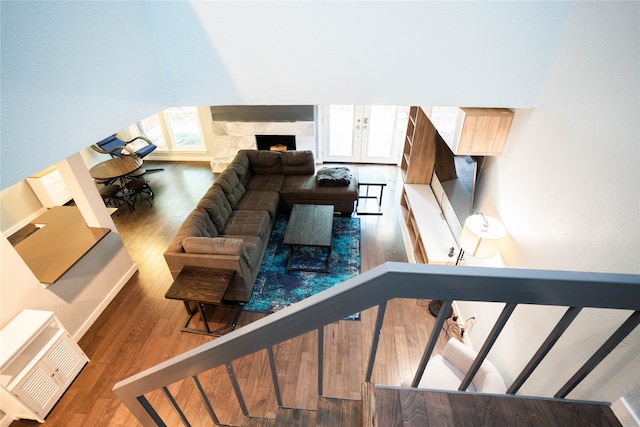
[456,212,507,265]
[429,213,506,318]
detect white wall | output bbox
[458,1,640,412]
[0,154,137,339]
[0,1,170,189]
[1,1,573,189]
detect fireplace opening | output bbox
[255,135,296,151]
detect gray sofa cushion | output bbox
[244,150,283,175]
[228,150,252,186]
[215,169,246,208]
[246,174,284,192]
[281,150,315,175]
[197,185,232,230]
[167,208,218,252]
[235,190,280,219]
[221,210,271,241]
[279,173,359,213]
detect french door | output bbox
[321,105,409,164]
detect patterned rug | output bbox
[243,214,361,320]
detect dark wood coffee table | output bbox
[164,266,241,336]
[283,204,334,273]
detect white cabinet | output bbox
[0,310,88,423]
[27,166,72,208]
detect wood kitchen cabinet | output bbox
[425,106,514,156]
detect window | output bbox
[164,107,204,149]
[138,114,166,148]
[129,107,205,153]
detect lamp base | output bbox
[428,300,453,318]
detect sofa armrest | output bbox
[442,338,477,374]
[442,338,506,393]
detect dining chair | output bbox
[91,135,163,172]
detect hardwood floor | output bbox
[11,161,456,427]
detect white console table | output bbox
[0,310,89,423]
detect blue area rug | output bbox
[244,214,361,320]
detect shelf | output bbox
[401,184,458,265]
[401,107,437,184]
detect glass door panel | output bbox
[322,105,408,164]
[327,105,356,157]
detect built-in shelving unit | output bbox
[0,310,89,423]
[400,106,437,184]
[400,184,458,265]
[398,105,514,264]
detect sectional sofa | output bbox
[164,149,359,302]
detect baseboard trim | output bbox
[72,263,138,341]
[3,207,47,238]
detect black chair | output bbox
[91,135,162,173]
[98,183,128,213]
[124,177,154,210]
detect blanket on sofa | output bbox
[316,167,352,187]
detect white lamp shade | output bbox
[459,214,506,259]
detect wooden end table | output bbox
[164,266,241,336]
[283,204,334,273]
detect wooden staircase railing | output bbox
[112,262,640,426]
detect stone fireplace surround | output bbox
[209,121,315,173]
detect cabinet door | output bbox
[42,333,87,386]
[457,108,514,155]
[27,169,72,207]
[10,334,87,419]
[12,363,63,419]
[425,107,514,156]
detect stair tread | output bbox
[275,407,317,427]
[316,396,362,427]
[372,385,622,427]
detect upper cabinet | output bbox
[27,166,72,208]
[424,107,514,156]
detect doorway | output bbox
[320,105,409,164]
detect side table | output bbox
[356,167,387,215]
[165,266,241,336]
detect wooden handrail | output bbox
[112,262,640,425]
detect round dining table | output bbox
[89,156,143,181]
